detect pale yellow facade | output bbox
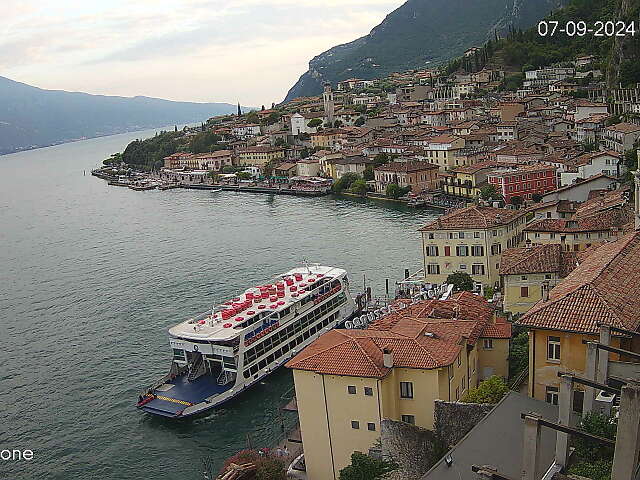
[527,329,621,403]
[293,339,506,480]
[524,229,618,252]
[421,217,528,288]
[502,272,560,314]
[443,171,483,199]
[237,148,285,166]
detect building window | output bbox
[471,245,484,256]
[364,387,373,396]
[428,233,434,239]
[520,286,529,298]
[456,386,460,400]
[351,420,360,429]
[483,339,494,350]
[546,386,559,405]
[444,246,451,256]
[462,376,465,390]
[426,245,439,256]
[367,422,376,431]
[348,385,357,394]
[401,415,416,425]
[459,232,465,239]
[474,232,481,238]
[400,382,414,399]
[545,274,552,280]
[472,264,485,275]
[491,244,502,255]
[547,336,561,361]
[427,264,440,275]
[456,245,469,256]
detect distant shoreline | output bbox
[0,122,200,157]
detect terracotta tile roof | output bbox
[500,244,578,276]
[606,122,640,134]
[524,207,632,233]
[287,292,508,377]
[518,232,640,334]
[419,206,526,231]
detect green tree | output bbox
[446,271,474,292]
[333,120,344,128]
[237,172,253,180]
[373,153,391,166]
[274,138,287,147]
[222,165,236,174]
[462,376,509,404]
[339,452,398,480]
[266,112,281,125]
[567,412,617,480]
[355,117,366,127]
[386,183,410,199]
[332,172,359,193]
[209,171,219,183]
[510,195,524,207]
[480,185,501,202]
[350,179,368,196]
[245,111,259,124]
[363,166,375,181]
[509,331,529,380]
[308,118,323,129]
[531,193,543,203]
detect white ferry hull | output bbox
[138,266,356,418]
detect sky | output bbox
[2,0,406,107]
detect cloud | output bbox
[1,0,406,105]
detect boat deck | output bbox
[140,374,233,418]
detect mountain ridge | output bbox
[0,76,242,155]
[284,0,565,101]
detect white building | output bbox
[232,124,261,138]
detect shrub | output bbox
[446,272,474,292]
[462,376,509,404]
[339,452,398,480]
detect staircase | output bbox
[187,353,206,382]
[217,369,236,386]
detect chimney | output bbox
[383,348,394,368]
[542,281,550,302]
[560,235,567,251]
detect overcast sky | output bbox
[3,0,406,106]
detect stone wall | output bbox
[379,401,495,479]
[434,400,495,448]
[380,419,443,480]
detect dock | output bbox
[183,184,330,197]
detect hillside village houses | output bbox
[148,44,640,480]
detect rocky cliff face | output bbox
[284,0,564,102]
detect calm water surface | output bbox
[0,130,439,479]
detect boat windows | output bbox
[172,349,186,361]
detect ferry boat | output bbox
[137,265,356,418]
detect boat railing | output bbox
[187,276,342,330]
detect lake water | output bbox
[0,130,439,479]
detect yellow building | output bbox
[310,129,346,149]
[422,135,465,171]
[442,161,499,199]
[518,231,640,407]
[524,190,633,252]
[499,244,577,314]
[237,146,285,166]
[287,292,512,480]
[419,206,528,288]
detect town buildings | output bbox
[487,164,557,203]
[237,146,285,166]
[373,161,439,193]
[419,206,528,288]
[499,244,577,314]
[287,292,511,480]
